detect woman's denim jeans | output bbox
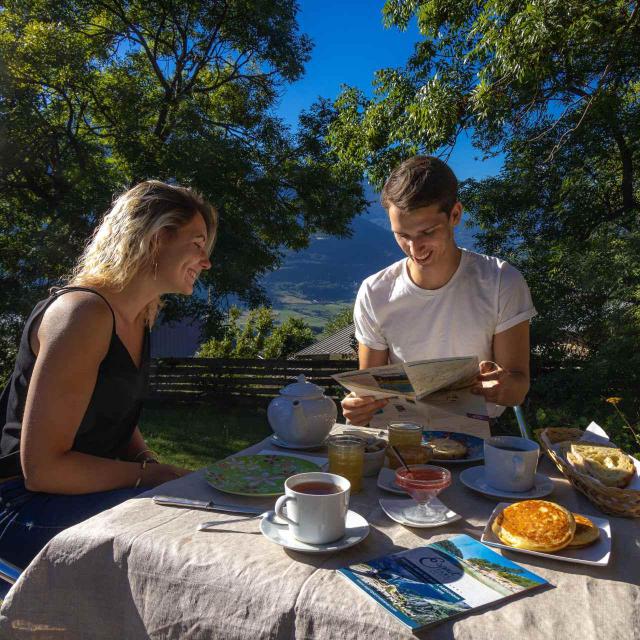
[0,478,145,569]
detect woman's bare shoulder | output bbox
[35,290,114,357]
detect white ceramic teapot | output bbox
[267,375,337,446]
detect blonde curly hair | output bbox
[69,180,217,323]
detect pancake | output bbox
[491,500,576,552]
[428,437,467,460]
[566,514,600,549]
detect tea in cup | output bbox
[274,472,350,544]
[483,436,540,492]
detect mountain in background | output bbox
[262,216,402,304]
[261,189,480,332]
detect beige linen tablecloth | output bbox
[1,428,639,640]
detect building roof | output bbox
[294,323,357,358]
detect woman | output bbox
[0,180,217,569]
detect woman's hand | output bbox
[341,392,388,426]
[142,463,191,487]
[471,360,529,407]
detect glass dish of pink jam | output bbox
[395,465,452,523]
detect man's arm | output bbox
[340,343,390,425]
[358,342,389,369]
[472,320,531,406]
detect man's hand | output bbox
[471,360,529,407]
[341,392,388,426]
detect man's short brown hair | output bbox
[381,156,458,214]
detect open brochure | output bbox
[338,534,548,631]
[332,355,490,423]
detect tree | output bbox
[263,317,315,359]
[327,0,640,436]
[0,0,367,379]
[321,306,354,337]
[197,306,314,359]
[329,0,640,201]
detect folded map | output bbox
[332,355,489,422]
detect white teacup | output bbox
[273,472,350,544]
[484,436,540,492]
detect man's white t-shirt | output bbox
[353,249,537,416]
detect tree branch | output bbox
[93,0,171,92]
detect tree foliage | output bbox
[329,0,640,194]
[328,0,640,442]
[0,0,367,379]
[321,305,354,337]
[197,306,315,359]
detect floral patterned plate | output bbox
[205,455,321,497]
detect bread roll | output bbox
[569,443,635,488]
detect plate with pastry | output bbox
[481,500,611,566]
[422,430,484,463]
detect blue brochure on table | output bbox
[338,534,548,631]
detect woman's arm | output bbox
[118,427,158,462]
[21,292,186,494]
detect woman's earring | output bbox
[153,261,158,281]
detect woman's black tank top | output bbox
[0,287,150,478]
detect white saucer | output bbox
[269,434,326,450]
[459,465,554,500]
[376,467,408,495]
[260,510,369,553]
[379,497,461,528]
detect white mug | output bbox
[484,436,540,492]
[273,472,350,544]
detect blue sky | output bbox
[275,0,503,182]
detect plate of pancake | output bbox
[481,500,611,566]
[422,430,484,463]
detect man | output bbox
[342,156,536,426]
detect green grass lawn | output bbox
[139,401,273,470]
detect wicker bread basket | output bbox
[535,428,640,518]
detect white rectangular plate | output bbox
[481,502,611,567]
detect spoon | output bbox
[389,445,411,473]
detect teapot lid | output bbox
[280,374,324,398]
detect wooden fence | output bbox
[148,357,359,404]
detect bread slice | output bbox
[491,500,575,552]
[570,443,635,488]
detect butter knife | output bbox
[152,495,264,515]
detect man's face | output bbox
[388,202,462,270]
